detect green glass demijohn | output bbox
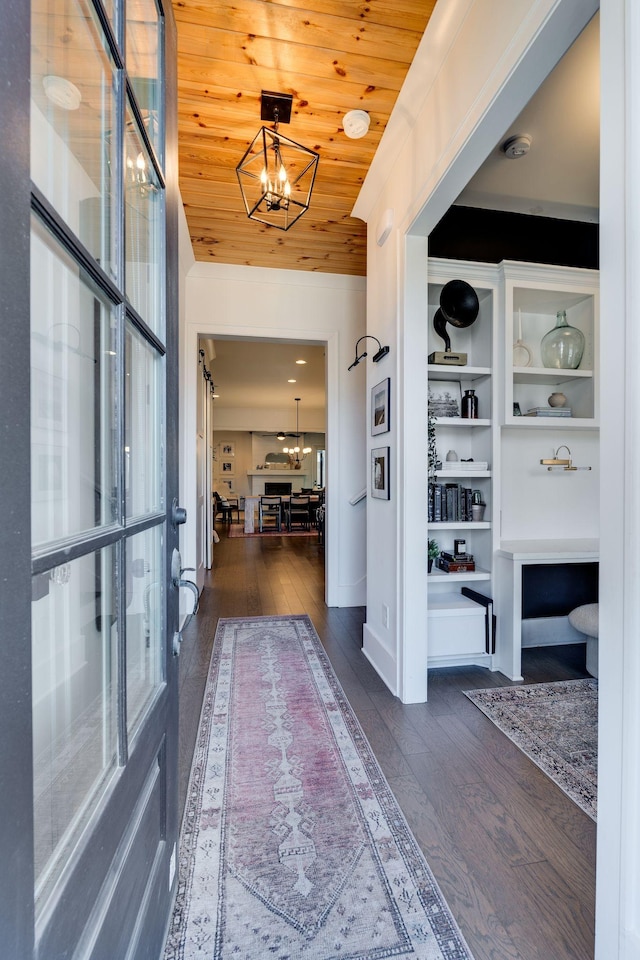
[540,310,585,369]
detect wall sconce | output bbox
[540,445,591,471]
[348,336,390,370]
[236,91,319,231]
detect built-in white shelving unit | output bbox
[427,259,500,668]
[426,257,600,674]
[501,261,599,428]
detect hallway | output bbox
[174,532,596,960]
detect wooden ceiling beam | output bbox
[176,24,413,89]
[223,0,435,33]
[176,66,401,116]
[173,0,423,62]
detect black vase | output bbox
[461,389,478,419]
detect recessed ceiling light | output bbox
[343,109,370,139]
[295,359,306,365]
[288,379,296,383]
[43,75,82,111]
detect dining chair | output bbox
[213,491,232,523]
[259,496,282,532]
[287,495,310,531]
[225,497,240,523]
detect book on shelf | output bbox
[524,407,572,417]
[439,551,474,564]
[428,482,476,522]
[436,557,476,573]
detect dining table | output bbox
[243,494,321,533]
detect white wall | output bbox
[354,0,598,704]
[352,0,640,956]
[501,427,599,540]
[597,1,640,956]
[180,261,367,607]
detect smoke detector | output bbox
[43,75,82,110]
[343,109,370,139]
[501,134,532,159]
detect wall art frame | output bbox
[371,446,390,500]
[371,377,390,435]
[428,381,462,418]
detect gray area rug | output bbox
[165,614,474,959]
[464,679,597,820]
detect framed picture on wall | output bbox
[371,446,390,500]
[371,377,390,435]
[222,461,234,475]
[222,442,235,456]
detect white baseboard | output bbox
[362,623,396,695]
[521,615,587,648]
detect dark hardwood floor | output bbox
[176,527,596,960]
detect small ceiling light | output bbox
[288,379,296,383]
[43,75,82,111]
[295,359,306,365]
[501,134,532,159]
[343,109,370,139]
[236,91,319,231]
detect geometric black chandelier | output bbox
[236,90,319,231]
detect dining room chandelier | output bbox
[236,91,319,231]
[283,398,311,466]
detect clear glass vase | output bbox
[540,310,585,369]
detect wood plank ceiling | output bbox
[172,0,437,276]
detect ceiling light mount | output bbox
[236,90,319,231]
[348,336,390,371]
[260,91,292,125]
[501,134,532,159]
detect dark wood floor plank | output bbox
[388,773,528,960]
[175,535,596,960]
[506,860,595,960]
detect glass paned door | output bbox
[125,322,163,518]
[30,217,117,549]
[126,0,163,160]
[26,0,180,954]
[124,104,164,334]
[125,524,164,738]
[31,0,118,279]
[32,547,117,908]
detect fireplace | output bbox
[264,481,292,496]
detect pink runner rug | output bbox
[165,615,474,960]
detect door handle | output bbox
[171,548,200,655]
[171,498,187,527]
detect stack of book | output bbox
[428,483,476,522]
[436,550,476,573]
[524,407,572,417]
